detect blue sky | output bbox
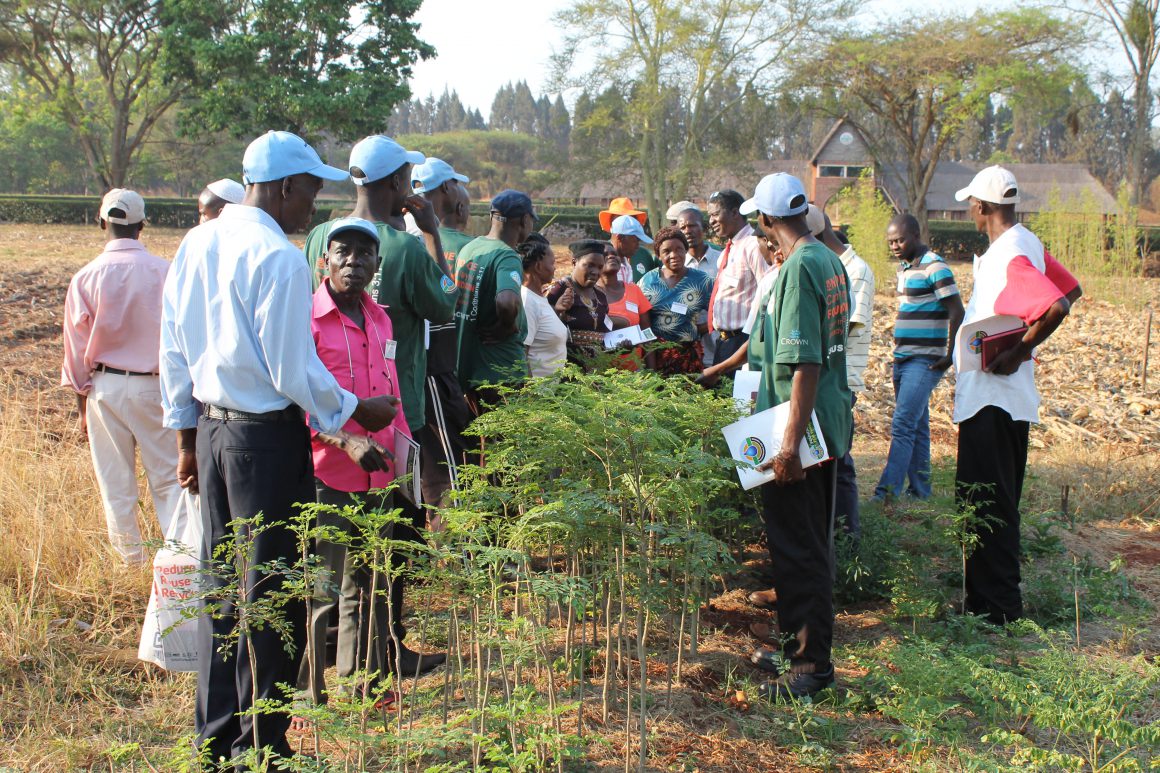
[408,0,997,114]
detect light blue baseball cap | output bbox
[326,216,380,247]
[610,214,653,244]
[740,173,809,218]
[348,135,426,187]
[411,157,469,194]
[242,130,348,185]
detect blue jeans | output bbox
[874,356,944,499]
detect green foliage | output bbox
[928,220,991,261]
[395,130,558,199]
[159,0,433,142]
[1027,183,1142,276]
[830,171,895,278]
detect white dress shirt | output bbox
[709,223,769,332]
[160,204,358,433]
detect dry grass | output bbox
[0,224,1156,771]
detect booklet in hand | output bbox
[393,428,421,505]
[980,326,1029,371]
[720,403,829,490]
[603,324,656,350]
[954,314,1025,373]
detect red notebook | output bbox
[980,326,1029,371]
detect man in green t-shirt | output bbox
[743,173,852,702]
[454,189,534,407]
[411,158,477,507]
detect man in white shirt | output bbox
[952,166,1081,625]
[160,130,400,766]
[705,189,769,370]
[817,212,874,538]
[676,206,722,365]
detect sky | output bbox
[407,0,995,115]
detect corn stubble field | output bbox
[0,224,1158,772]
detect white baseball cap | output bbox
[205,178,245,204]
[740,173,809,218]
[100,188,146,225]
[348,135,425,187]
[955,165,1020,205]
[242,131,347,185]
[805,204,826,236]
[326,216,380,247]
[411,158,469,194]
[610,214,653,244]
[666,200,701,221]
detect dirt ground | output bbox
[1,223,1157,771]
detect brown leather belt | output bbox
[203,404,303,423]
[96,363,157,376]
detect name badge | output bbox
[383,340,398,360]
[671,302,689,315]
[626,301,639,313]
[721,274,739,288]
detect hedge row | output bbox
[4,195,1158,258]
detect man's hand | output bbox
[984,343,1030,377]
[75,393,88,440]
[351,395,399,432]
[757,450,805,485]
[554,285,575,314]
[403,194,440,235]
[335,433,392,473]
[176,428,199,493]
[478,319,519,344]
[695,368,721,389]
[928,355,953,372]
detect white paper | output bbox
[603,324,654,349]
[731,368,762,414]
[383,339,397,360]
[953,314,1025,373]
[394,429,421,505]
[671,302,688,315]
[721,404,829,490]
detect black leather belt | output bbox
[203,404,303,423]
[717,329,745,340]
[96,364,157,376]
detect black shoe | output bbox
[748,646,784,674]
[389,644,446,677]
[757,667,835,702]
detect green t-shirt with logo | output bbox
[756,241,852,459]
[453,236,528,388]
[304,220,458,433]
[630,246,659,283]
[428,227,476,376]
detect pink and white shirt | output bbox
[953,224,1079,424]
[709,223,770,332]
[310,280,411,493]
[61,238,170,394]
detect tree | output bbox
[800,10,1078,240]
[0,0,190,188]
[160,0,434,142]
[1069,1,1160,205]
[553,0,854,222]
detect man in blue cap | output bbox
[742,172,852,702]
[160,130,401,766]
[410,158,476,506]
[302,135,455,675]
[609,214,656,284]
[453,189,533,412]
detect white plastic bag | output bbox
[138,488,203,671]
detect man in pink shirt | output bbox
[62,189,179,564]
[299,217,445,712]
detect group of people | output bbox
[60,123,1079,763]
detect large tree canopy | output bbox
[160,0,434,142]
[799,9,1078,240]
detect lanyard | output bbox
[338,299,394,395]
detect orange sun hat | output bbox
[598,197,648,232]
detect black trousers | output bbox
[195,415,313,765]
[956,405,1029,624]
[420,371,473,507]
[711,331,749,368]
[760,461,836,670]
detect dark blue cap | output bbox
[490,189,538,222]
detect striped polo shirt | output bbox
[894,251,959,359]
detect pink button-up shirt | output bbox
[310,280,411,493]
[61,238,170,394]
